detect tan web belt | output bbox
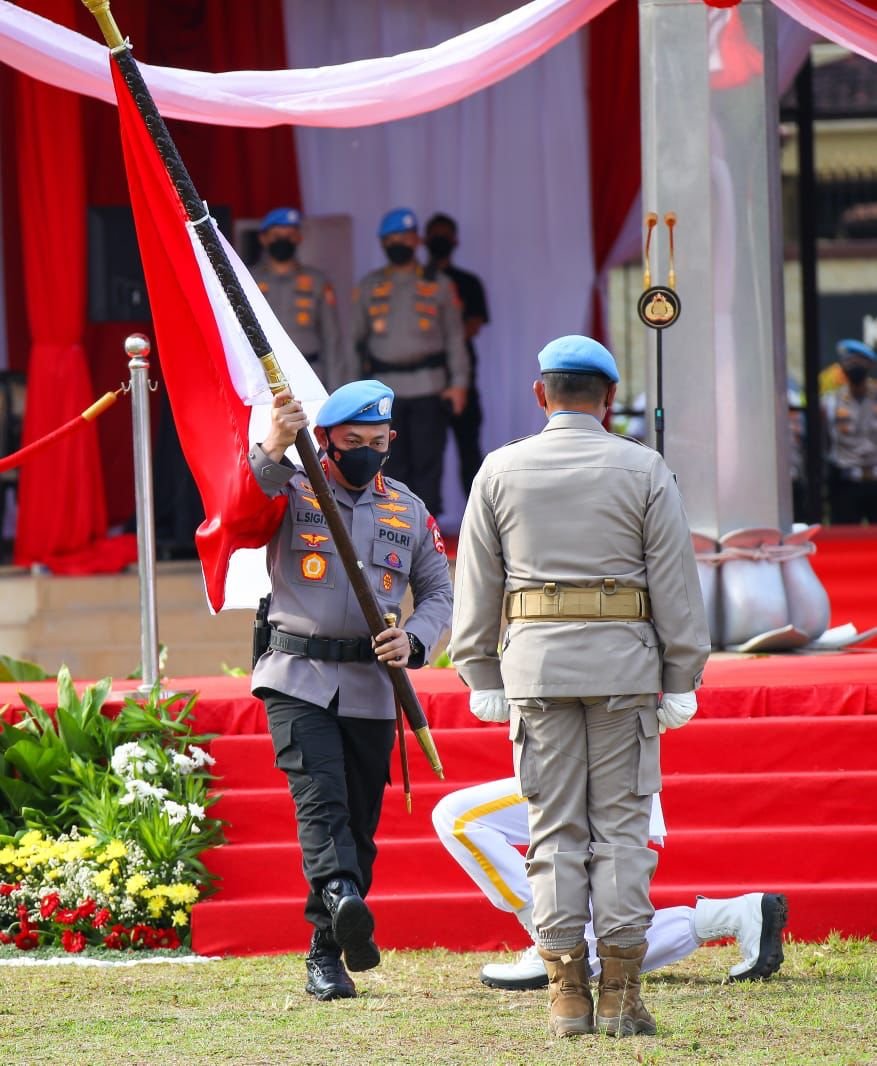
[505,581,651,623]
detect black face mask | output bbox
[846,366,869,386]
[426,235,454,260]
[385,244,415,266]
[327,433,391,487]
[267,238,297,262]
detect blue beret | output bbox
[378,207,418,239]
[837,338,876,362]
[316,380,394,428]
[537,335,620,382]
[260,207,302,232]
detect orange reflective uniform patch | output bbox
[297,311,311,326]
[379,515,411,530]
[382,572,393,592]
[301,552,328,581]
[324,283,336,306]
[301,494,321,509]
[296,274,314,292]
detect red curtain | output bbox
[13,0,108,565]
[586,0,641,343]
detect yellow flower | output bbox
[97,840,127,864]
[93,869,114,893]
[147,895,167,918]
[19,830,43,847]
[171,910,188,927]
[125,873,148,896]
[162,883,199,905]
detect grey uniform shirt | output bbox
[451,412,711,699]
[251,261,344,388]
[823,384,877,474]
[248,445,453,719]
[351,266,469,398]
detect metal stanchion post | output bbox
[124,333,161,696]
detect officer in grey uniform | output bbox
[251,207,344,388]
[352,207,469,516]
[823,339,877,523]
[451,336,710,1040]
[248,379,453,1001]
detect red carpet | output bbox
[2,529,876,955]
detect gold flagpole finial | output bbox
[643,212,658,290]
[81,0,125,50]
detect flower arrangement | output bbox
[0,667,224,954]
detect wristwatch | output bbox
[406,631,426,668]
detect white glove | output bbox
[469,689,510,723]
[657,691,698,733]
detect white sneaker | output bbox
[480,944,548,990]
[694,892,788,980]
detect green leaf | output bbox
[0,655,53,682]
[56,707,100,761]
[4,737,69,793]
[18,694,57,736]
[0,774,48,812]
[55,665,81,718]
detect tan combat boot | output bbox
[595,940,657,1038]
[537,942,594,1038]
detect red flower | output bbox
[131,924,154,947]
[0,883,21,896]
[54,908,79,925]
[61,930,87,954]
[14,930,39,950]
[16,904,30,931]
[92,908,112,929]
[75,899,97,921]
[103,931,125,950]
[40,893,61,918]
[150,928,181,950]
[0,932,12,945]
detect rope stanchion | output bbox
[0,389,122,475]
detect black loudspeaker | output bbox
[87,204,232,322]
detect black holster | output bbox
[252,594,272,669]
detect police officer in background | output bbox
[823,339,877,523]
[248,379,453,1001]
[251,207,344,388]
[451,336,710,1040]
[424,213,490,497]
[352,208,469,517]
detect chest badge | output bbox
[301,494,321,509]
[301,552,328,581]
[384,552,402,569]
[382,573,394,592]
[376,502,409,514]
[379,515,411,530]
[300,533,329,548]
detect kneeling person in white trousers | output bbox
[432,778,787,990]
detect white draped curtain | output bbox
[285,0,595,526]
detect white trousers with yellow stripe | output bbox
[431,777,700,975]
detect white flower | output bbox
[143,760,158,775]
[163,801,189,826]
[187,803,205,821]
[121,778,168,805]
[187,745,215,768]
[171,752,196,774]
[111,742,147,776]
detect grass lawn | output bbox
[1,936,874,1065]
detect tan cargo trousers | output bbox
[509,695,660,952]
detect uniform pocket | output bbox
[635,703,661,795]
[509,704,540,798]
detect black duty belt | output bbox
[269,628,374,663]
[368,351,446,374]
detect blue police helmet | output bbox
[537,335,620,383]
[316,380,395,428]
[260,207,302,232]
[836,338,877,363]
[378,208,418,239]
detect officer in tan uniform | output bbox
[251,207,344,388]
[352,208,469,516]
[451,335,710,1040]
[823,339,877,523]
[248,379,452,1002]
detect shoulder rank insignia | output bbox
[373,472,388,496]
[296,274,314,292]
[300,533,329,548]
[384,486,401,501]
[379,515,411,530]
[301,552,328,581]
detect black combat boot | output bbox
[304,928,356,1001]
[320,878,381,972]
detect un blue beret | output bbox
[837,338,877,362]
[537,335,620,383]
[316,380,394,428]
[260,207,302,232]
[378,208,418,239]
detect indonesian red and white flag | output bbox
[111,60,326,612]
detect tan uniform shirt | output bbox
[451,412,710,698]
[351,266,469,398]
[251,261,345,389]
[823,383,877,476]
[248,446,453,719]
